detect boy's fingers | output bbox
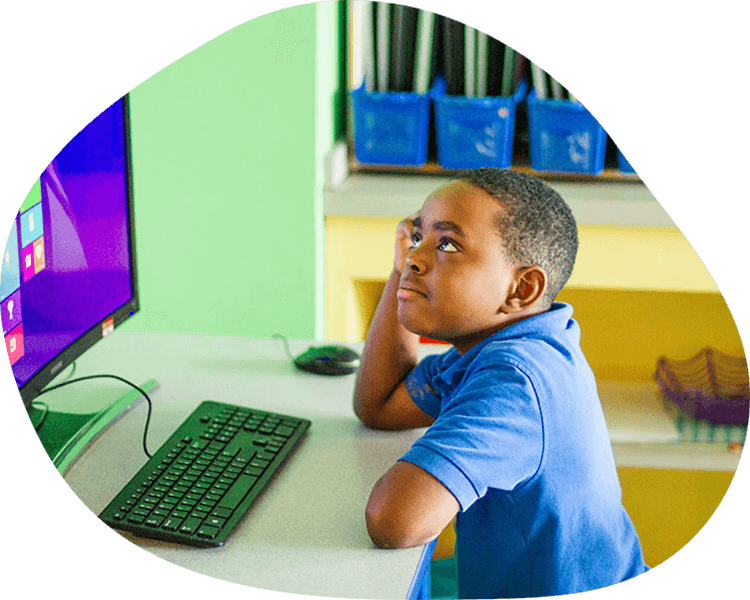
[395,214,418,273]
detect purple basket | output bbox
[654,348,749,426]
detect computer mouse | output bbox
[293,344,361,376]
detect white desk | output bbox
[16,332,742,600]
[40,331,430,600]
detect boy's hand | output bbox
[394,213,419,274]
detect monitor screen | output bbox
[3,96,139,406]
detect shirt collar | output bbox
[434,303,575,386]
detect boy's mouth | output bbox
[397,281,428,299]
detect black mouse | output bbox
[293,344,361,376]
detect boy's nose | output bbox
[406,248,428,274]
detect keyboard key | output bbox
[218,475,258,510]
[212,507,232,519]
[162,517,183,532]
[197,525,220,539]
[274,425,295,437]
[205,516,226,528]
[179,517,203,535]
[145,516,164,528]
[250,458,270,469]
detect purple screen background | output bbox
[13,99,134,388]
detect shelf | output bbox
[349,155,643,184]
[324,172,673,227]
[582,378,742,469]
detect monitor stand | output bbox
[28,379,159,475]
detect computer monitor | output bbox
[3,95,139,456]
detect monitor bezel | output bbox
[19,94,140,408]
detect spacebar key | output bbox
[218,475,259,510]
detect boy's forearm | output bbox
[353,268,420,424]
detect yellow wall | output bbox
[325,215,396,341]
[557,288,743,382]
[568,225,718,292]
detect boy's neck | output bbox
[450,305,549,355]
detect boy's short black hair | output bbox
[454,168,578,307]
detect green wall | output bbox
[121,2,341,339]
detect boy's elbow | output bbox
[365,510,410,549]
[352,401,377,429]
[353,396,387,430]
[365,500,427,549]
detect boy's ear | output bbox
[501,266,547,313]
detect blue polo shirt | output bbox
[402,303,647,599]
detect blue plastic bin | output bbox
[349,83,431,166]
[433,78,528,169]
[526,89,607,174]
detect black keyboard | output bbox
[99,400,311,547]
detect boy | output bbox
[352,168,648,598]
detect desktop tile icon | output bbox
[1,288,21,336]
[0,219,20,303]
[19,201,46,283]
[21,236,46,282]
[33,237,46,274]
[21,244,35,282]
[20,202,44,247]
[5,322,24,366]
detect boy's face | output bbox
[397,180,523,353]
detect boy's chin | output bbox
[398,315,445,343]
[397,306,452,342]
[398,318,424,338]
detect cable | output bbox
[28,362,78,434]
[60,361,77,382]
[36,374,154,459]
[31,401,49,431]
[272,333,295,363]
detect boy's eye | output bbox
[438,238,459,252]
[410,232,422,248]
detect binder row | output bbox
[352,2,527,98]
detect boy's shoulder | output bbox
[470,305,578,365]
[465,311,586,391]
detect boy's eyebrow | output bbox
[413,216,466,237]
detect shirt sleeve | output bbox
[404,351,448,419]
[400,357,544,511]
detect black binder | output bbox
[443,17,465,96]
